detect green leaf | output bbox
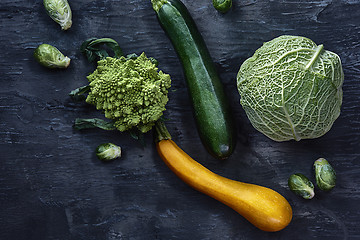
[128,128,146,147]
[126,53,139,60]
[125,53,158,66]
[80,37,123,62]
[73,118,116,131]
[69,85,91,101]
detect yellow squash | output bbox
[155,121,292,232]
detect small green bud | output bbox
[43,0,72,30]
[288,173,315,199]
[96,143,121,161]
[212,0,232,13]
[314,158,336,191]
[34,44,70,69]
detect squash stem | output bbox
[154,121,172,142]
[151,0,167,12]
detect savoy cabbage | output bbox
[237,35,344,141]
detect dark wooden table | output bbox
[1,0,359,239]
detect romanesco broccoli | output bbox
[85,52,171,133]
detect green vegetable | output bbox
[96,143,121,161]
[71,38,171,134]
[151,0,236,160]
[314,158,336,191]
[237,35,344,142]
[34,43,70,69]
[43,0,72,30]
[288,173,315,199]
[212,0,232,13]
[86,54,171,133]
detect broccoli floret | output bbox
[85,52,171,133]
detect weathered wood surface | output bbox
[0,0,359,239]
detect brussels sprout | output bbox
[34,44,70,69]
[212,0,232,13]
[314,158,336,191]
[43,0,72,30]
[96,143,121,161]
[288,173,315,199]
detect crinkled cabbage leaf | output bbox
[237,35,344,141]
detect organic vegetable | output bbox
[152,0,236,160]
[212,0,232,13]
[43,0,72,30]
[34,43,70,69]
[155,121,292,232]
[237,35,344,142]
[288,173,315,199]
[71,38,171,134]
[86,54,171,133]
[314,158,336,191]
[96,143,121,161]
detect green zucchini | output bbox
[151,0,236,159]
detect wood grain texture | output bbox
[0,0,359,239]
